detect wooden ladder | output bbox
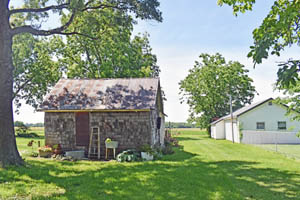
[88,127,100,159]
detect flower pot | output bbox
[39,150,52,158]
[54,149,63,155]
[105,141,118,149]
[53,144,63,155]
[141,152,153,161]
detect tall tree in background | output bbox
[179,53,256,132]
[13,7,159,111]
[0,0,162,167]
[217,0,300,118]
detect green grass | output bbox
[1,129,300,199]
[15,127,45,157]
[255,144,300,160]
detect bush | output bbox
[116,149,140,162]
[162,134,178,155]
[16,123,29,136]
[140,144,155,155]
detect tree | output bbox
[13,33,60,111]
[179,53,256,132]
[217,0,300,122]
[0,0,162,167]
[217,0,300,88]
[12,7,159,111]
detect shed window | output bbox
[256,122,265,130]
[278,121,286,130]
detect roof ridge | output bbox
[211,97,273,125]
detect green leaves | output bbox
[219,0,300,70]
[217,0,256,15]
[277,60,300,89]
[179,53,256,130]
[13,33,60,111]
[54,8,159,79]
[12,4,160,111]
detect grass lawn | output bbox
[1,129,300,199]
[255,144,300,160]
[15,127,45,157]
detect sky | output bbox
[13,0,299,123]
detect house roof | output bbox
[39,78,160,111]
[211,98,273,125]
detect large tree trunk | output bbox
[0,1,23,167]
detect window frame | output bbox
[277,121,287,130]
[256,122,265,130]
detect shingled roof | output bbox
[39,78,160,111]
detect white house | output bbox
[211,98,300,144]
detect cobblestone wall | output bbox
[44,112,76,150]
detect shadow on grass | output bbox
[176,137,201,142]
[16,134,45,140]
[2,147,300,199]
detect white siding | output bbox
[211,125,216,138]
[215,120,225,139]
[238,101,300,144]
[242,130,300,144]
[238,102,300,132]
[225,120,240,143]
[211,121,226,139]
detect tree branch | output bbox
[11,13,97,40]
[9,3,69,16]
[13,76,33,100]
[82,3,127,11]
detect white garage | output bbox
[210,98,300,144]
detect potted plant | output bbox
[140,144,154,161]
[105,138,118,148]
[52,144,63,155]
[38,145,52,158]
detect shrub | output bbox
[116,149,140,162]
[140,144,155,155]
[16,123,29,136]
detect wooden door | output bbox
[76,112,90,148]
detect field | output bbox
[15,127,45,157]
[1,128,300,199]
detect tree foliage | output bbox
[54,8,159,79]
[0,0,162,167]
[179,53,256,131]
[12,2,160,111]
[218,0,300,88]
[218,0,300,123]
[13,33,60,111]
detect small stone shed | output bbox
[39,78,166,157]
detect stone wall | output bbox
[44,110,165,158]
[44,112,76,150]
[90,111,152,156]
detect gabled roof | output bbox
[211,98,273,125]
[39,78,160,111]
